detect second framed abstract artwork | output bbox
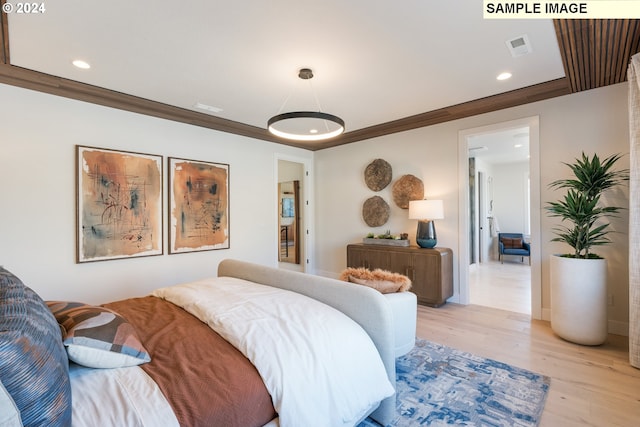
[168,157,230,253]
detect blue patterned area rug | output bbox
[359,339,550,426]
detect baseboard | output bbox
[542,308,628,336]
[608,320,629,337]
[448,294,461,304]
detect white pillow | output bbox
[66,344,149,369]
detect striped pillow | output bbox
[46,301,151,369]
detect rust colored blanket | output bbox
[104,296,276,427]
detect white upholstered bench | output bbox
[339,267,417,358]
[384,291,417,357]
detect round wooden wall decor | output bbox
[392,174,424,209]
[364,159,392,191]
[362,196,391,227]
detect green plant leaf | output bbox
[545,152,628,258]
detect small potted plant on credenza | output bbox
[546,152,628,345]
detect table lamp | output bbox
[408,199,444,248]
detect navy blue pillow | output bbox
[0,267,72,426]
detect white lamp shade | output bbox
[409,199,444,220]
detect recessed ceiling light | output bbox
[497,72,512,81]
[72,60,91,69]
[514,143,523,148]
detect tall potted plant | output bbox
[546,152,628,345]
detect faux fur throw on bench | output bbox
[339,268,412,294]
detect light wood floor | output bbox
[416,303,640,426]
[469,259,531,314]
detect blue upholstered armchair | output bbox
[498,233,531,264]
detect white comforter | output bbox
[70,364,179,427]
[152,276,394,427]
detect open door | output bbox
[278,180,300,264]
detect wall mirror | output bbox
[279,180,300,264]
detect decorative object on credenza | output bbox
[392,174,424,209]
[363,231,410,247]
[362,196,390,227]
[169,157,230,253]
[409,199,444,248]
[267,68,344,142]
[76,145,163,263]
[364,159,392,191]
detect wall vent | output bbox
[468,146,488,157]
[506,34,532,57]
[468,146,488,152]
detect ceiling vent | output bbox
[506,35,532,58]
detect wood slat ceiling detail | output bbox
[0,16,638,150]
[554,19,640,93]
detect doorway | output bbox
[276,155,313,273]
[457,117,542,319]
[278,180,300,264]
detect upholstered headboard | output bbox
[217,259,396,426]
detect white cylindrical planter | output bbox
[550,255,608,345]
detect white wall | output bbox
[0,81,631,333]
[315,83,630,332]
[492,160,530,235]
[472,158,532,262]
[314,124,460,279]
[0,83,312,304]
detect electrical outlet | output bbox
[607,294,614,306]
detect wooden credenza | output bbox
[346,243,453,307]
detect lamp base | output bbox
[416,220,437,248]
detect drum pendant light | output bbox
[268,68,345,141]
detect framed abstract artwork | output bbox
[76,145,163,263]
[168,157,230,253]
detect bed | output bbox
[0,259,397,427]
